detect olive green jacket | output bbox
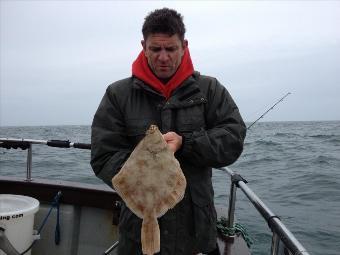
[91,71,246,254]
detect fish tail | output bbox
[141,216,160,255]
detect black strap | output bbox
[0,141,30,150]
[73,143,91,150]
[47,140,70,148]
[267,215,281,229]
[231,173,248,187]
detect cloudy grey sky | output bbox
[1,1,339,126]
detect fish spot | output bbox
[137,159,148,168]
[166,178,174,186]
[136,203,145,213]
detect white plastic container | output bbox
[0,194,39,255]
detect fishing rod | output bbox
[247,92,291,130]
[0,138,90,150]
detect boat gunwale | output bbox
[0,176,121,217]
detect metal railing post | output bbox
[219,167,310,255]
[26,143,32,181]
[271,232,280,255]
[227,177,237,229]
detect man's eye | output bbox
[165,47,176,52]
[150,47,161,52]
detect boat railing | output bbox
[219,167,310,255]
[0,138,90,182]
[0,138,310,254]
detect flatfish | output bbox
[112,125,186,255]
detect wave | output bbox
[324,137,340,145]
[274,132,302,138]
[253,140,281,146]
[308,134,339,140]
[311,155,339,166]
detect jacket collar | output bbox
[132,71,205,104]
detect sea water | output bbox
[1,121,340,255]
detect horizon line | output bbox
[1,119,339,128]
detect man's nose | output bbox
[158,50,170,61]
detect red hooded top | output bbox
[132,48,194,99]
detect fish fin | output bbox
[141,216,160,255]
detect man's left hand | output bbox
[162,132,182,153]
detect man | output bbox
[91,8,246,255]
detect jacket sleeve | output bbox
[178,78,246,168]
[90,86,131,187]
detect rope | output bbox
[55,196,61,245]
[21,191,62,254]
[216,216,253,248]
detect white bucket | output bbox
[0,194,39,255]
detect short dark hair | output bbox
[142,8,186,40]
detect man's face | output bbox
[142,33,187,79]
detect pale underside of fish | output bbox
[112,125,187,255]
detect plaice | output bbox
[112,125,186,255]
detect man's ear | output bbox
[183,39,188,49]
[141,40,146,51]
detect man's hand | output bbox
[162,132,182,153]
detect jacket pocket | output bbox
[191,198,217,252]
[190,179,217,251]
[175,103,206,133]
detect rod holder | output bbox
[26,143,32,182]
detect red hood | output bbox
[132,48,194,99]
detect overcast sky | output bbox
[1,1,339,126]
